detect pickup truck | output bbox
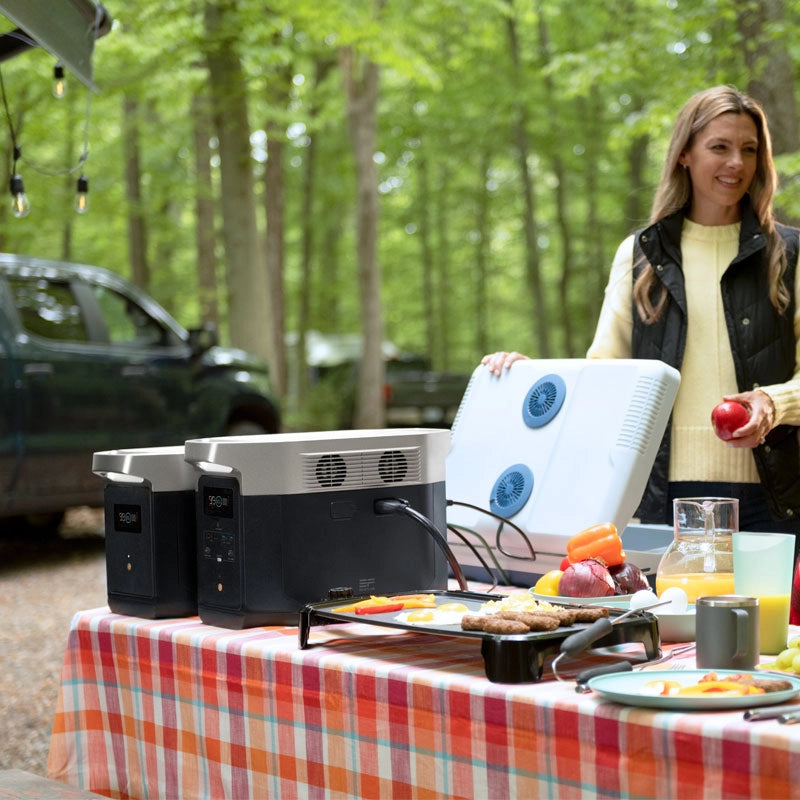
[0,253,281,529]
[286,331,471,428]
[383,357,470,427]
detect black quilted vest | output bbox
[631,202,800,523]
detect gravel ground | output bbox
[0,507,107,777]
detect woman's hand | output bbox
[723,389,776,448]
[480,351,530,376]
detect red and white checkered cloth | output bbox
[47,608,800,799]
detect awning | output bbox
[0,0,112,91]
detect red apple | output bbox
[711,400,750,441]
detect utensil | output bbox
[743,703,800,721]
[552,599,671,682]
[574,643,695,691]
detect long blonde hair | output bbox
[633,85,789,323]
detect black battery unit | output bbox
[93,446,198,618]
[185,430,451,628]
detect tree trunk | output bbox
[417,153,435,363]
[264,57,292,400]
[341,42,384,430]
[736,0,800,225]
[264,134,287,397]
[296,57,336,411]
[203,0,275,369]
[295,132,315,413]
[435,164,451,370]
[535,1,574,356]
[123,93,149,290]
[505,0,549,357]
[737,0,799,157]
[192,91,219,329]
[474,150,491,358]
[60,95,76,261]
[318,218,342,330]
[577,92,606,346]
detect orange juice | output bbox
[655,572,735,603]
[756,594,791,655]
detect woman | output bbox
[484,85,800,541]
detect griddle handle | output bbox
[575,660,633,687]
[559,616,614,656]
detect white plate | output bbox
[587,669,800,710]
[600,599,697,642]
[529,590,634,606]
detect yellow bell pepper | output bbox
[675,681,765,697]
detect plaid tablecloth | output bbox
[47,607,800,800]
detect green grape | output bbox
[792,653,800,674]
[775,647,800,670]
[788,636,800,650]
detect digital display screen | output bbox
[204,486,234,518]
[114,503,142,533]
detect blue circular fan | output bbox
[522,373,566,428]
[489,463,534,517]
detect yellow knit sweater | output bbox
[587,219,800,484]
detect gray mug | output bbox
[695,595,759,670]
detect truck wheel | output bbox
[8,511,66,535]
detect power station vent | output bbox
[314,453,348,487]
[616,376,669,455]
[302,446,422,491]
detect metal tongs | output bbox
[743,704,800,724]
[549,599,673,688]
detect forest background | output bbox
[0,0,799,431]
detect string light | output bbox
[9,172,30,218]
[8,145,29,218]
[0,5,101,218]
[74,174,89,214]
[52,64,66,99]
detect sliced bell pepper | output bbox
[675,681,765,697]
[565,522,626,567]
[333,595,392,614]
[354,602,405,615]
[388,594,437,608]
[333,594,436,614]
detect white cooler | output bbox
[445,359,680,584]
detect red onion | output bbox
[557,559,615,597]
[609,562,650,595]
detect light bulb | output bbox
[53,64,66,99]
[74,174,89,214]
[9,174,30,218]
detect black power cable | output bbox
[447,523,512,588]
[446,498,537,561]
[374,498,468,591]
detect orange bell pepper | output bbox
[675,680,765,697]
[565,522,626,567]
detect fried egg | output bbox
[395,602,470,627]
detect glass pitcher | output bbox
[655,497,739,603]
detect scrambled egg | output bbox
[479,590,557,615]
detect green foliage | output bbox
[0,0,798,390]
